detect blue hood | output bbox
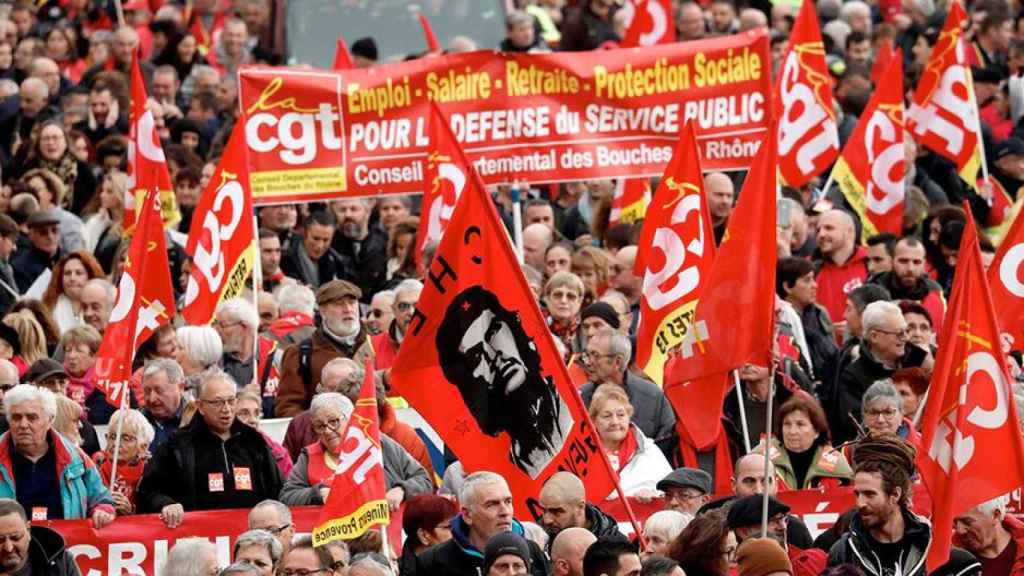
[450,515,527,560]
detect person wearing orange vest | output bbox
[215,298,282,417]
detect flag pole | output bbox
[251,213,262,392]
[761,373,775,539]
[733,371,752,454]
[512,182,524,264]
[112,0,126,28]
[379,525,389,560]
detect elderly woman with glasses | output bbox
[92,409,155,515]
[544,271,586,357]
[233,529,283,576]
[842,379,922,463]
[280,392,431,510]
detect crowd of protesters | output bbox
[0,0,1017,575]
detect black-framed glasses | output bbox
[278,569,327,576]
[312,418,342,434]
[262,523,292,536]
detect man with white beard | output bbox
[275,280,374,417]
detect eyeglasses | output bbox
[873,327,909,340]
[395,301,415,312]
[312,418,342,434]
[213,319,243,330]
[263,523,292,536]
[864,407,899,420]
[584,351,616,362]
[547,290,580,302]
[664,489,704,503]
[369,309,388,318]
[278,569,327,576]
[105,433,137,443]
[201,397,237,409]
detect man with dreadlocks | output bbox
[827,434,932,576]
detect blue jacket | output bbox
[0,429,114,520]
[411,515,551,576]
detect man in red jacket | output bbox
[953,494,1024,576]
[815,210,868,324]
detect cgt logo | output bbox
[244,76,344,165]
[864,105,905,215]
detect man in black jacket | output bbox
[413,471,550,576]
[828,435,931,576]
[537,472,627,550]
[137,368,283,528]
[330,198,389,303]
[0,499,78,576]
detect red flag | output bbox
[775,0,839,187]
[333,36,354,70]
[415,104,468,260]
[918,205,1024,568]
[313,360,390,546]
[181,123,256,325]
[93,188,175,407]
[621,0,676,48]
[390,110,626,514]
[987,208,1024,354]
[125,51,180,231]
[665,124,777,383]
[870,37,895,86]
[907,3,984,194]
[832,53,905,236]
[418,13,441,53]
[609,179,651,228]
[633,122,716,386]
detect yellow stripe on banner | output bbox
[251,167,347,198]
[132,188,182,230]
[312,499,390,547]
[640,300,698,387]
[619,198,648,225]
[961,146,983,196]
[216,246,256,310]
[831,158,879,240]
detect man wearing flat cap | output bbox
[658,467,711,514]
[275,279,374,417]
[727,495,827,576]
[11,209,62,293]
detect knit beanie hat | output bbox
[580,302,620,330]
[483,532,531,573]
[737,538,793,576]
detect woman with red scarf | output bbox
[591,383,671,502]
[92,409,154,515]
[544,271,585,360]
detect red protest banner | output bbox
[239,31,771,205]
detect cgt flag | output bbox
[181,122,257,325]
[621,0,676,48]
[415,104,468,261]
[93,187,175,407]
[125,51,180,232]
[665,122,777,383]
[918,204,1024,568]
[775,0,839,187]
[907,3,985,198]
[390,118,623,515]
[634,122,716,386]
[988,208,1024,350]
[314,359,390,546]
[831,53,905,237]
[609,179,651,228]
[333,35,354,70]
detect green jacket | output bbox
[766,438,852,491]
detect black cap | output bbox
[0,325,19,357]
[726,495,791,529]
[580,302,620,330]
[971,66,1002,85]
[657,467,712,494]
[24,358,65,383]
[483,532,531,573]
[996,137,1024,160]
[351,37,378,61]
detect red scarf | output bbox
[610,426,640,474]
[93,452,147,509]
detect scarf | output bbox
[608,426,639,474]
[296,243,320,287]
[322,321,358,348]
[40,153,79,210]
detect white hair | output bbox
[234,529,283,564]
[310,392,353,420]
[644,510,693,543]
[4,384,56,421]
[107,409,155,449]
[143,358,185,386]
[84,278,116,305]
[161,537,217,576]
[863,379,903,414]
[839,1,870,22]
[460,471,508,509]
[250,499,292,527]
[862,301,903,335]
[394,279,424,301]
[277,284,316,316]
[975,494,1011,518]
[218,297,259,330]
[175,325,223,370]
[822,19,852,51]
[196,367,236,399]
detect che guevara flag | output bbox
[918,204,1024,568]
[987,208,1024,357]
[621,0,676,48]
[831,54,905,237]
[126,51,180,232]
[665,122,777,384]
[775,0,839,187]
[390,108,623,512]
[634,122,716,386]
[907,3,985,197]
[181,122,256,325]
[609,179,651,228]
[313,359,389,546]
[415,104,467,259]
[93,187,175,407]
